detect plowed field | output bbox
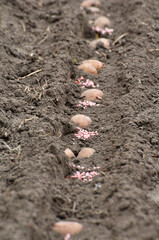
[0,0,159,239]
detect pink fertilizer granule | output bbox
[69,162,101,171]
[74,127,98,140]
[77,100,100,109]
[75,77,99,88]
[64,233,71,240]
[71,171,100,182]
[92,26,114,35]
[68,163,101,182]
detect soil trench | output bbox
[0,0,159,240]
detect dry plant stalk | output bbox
[2,141,21,158]
[38,0,43,7]
[24,81,47,101]
[113,33,128,45]
[18,116,38,129]
[37,34,49,45]
[17,69,42,80]
[148,48,159,52]
[19,20,26,32]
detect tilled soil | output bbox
[0,0,159,239]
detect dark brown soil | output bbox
[0,0,159,239]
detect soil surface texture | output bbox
[0,0,159,239]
